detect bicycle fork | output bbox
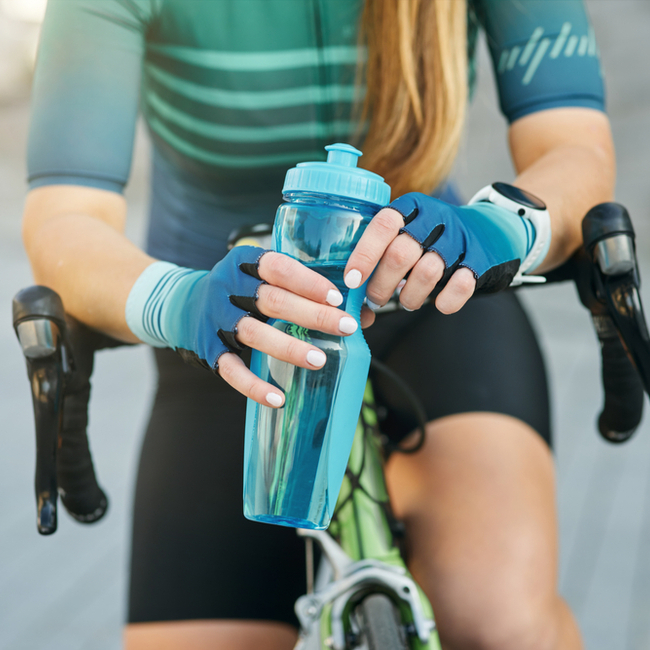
[294,529,436,649]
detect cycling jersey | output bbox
[27,0,605,270]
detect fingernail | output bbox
[339,316,358,334]
[326,289,343,307]
[366,298,381,311]
[396,279,407,293]
[402,305,414,312]
[307,349,327,367]
[344,269,362,289]
[266,392,284,407]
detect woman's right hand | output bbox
[126,246,358,408]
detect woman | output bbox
[23,0,614,648]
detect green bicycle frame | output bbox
[318,382,441,649]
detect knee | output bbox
[438,598,561,650]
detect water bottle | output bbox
[243,143,391,529]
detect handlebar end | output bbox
[598,415,638,444]
[61,488,109,524]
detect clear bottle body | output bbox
[244,193,378,529]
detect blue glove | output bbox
[125,246,270,371]
[391,193,536,293]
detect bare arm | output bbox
[509,107,615,273]
[22,185,152,342]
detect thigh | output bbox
[386,413,559,648]
[128,349,307,627]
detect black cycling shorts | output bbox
[128,290,550,626]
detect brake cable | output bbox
[369,357,428,455]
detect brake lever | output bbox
[574,203,650,442]
[13,286,114,534]
[13,287,68,534]
[583,204,650,387]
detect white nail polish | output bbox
[402,305,414,312]
[366,299,381,311]
[396,279,407,293]
[339,317,358,334]
[344,269,362,289]
[307,349,327,367]
[266,393,283,407]
[326,289,343,307]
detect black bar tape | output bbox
[596,317,644,443]
[56,318,112,522]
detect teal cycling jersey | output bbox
[27,0,605,269]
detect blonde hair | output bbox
[358,0,468,199]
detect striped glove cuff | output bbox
[125,261,205,348]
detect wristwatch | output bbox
[468,182,551,286]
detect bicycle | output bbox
[12,202,650,649]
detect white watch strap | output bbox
[468,184,551,286]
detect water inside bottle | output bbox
[244,322,347,528]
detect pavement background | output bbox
[1,1,649,648]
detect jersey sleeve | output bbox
[473,0,605,124]
[27,0,153,193]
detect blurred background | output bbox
[1,1,649,648]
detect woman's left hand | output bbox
[346,193,533,320]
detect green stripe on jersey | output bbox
[146,65,360,109]
[147,44,366,71]
[147,91,357,143]
[149,117,323,168]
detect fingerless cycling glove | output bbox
[391,193,537,293]
[126,246,270,371]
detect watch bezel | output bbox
[491,182,547,211]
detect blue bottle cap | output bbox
[283,143,391,207]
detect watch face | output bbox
[492,182,546,210]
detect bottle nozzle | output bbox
[325,143,362,168]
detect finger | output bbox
[344,208,404,289]
[360,305,376,329]
[217,352,286,408]
[365,232,423,308]
[256,285,358,335]
[435,267,477,314]
[258,252,343,306]
[237,316,331,371]
[399,251,445,311]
